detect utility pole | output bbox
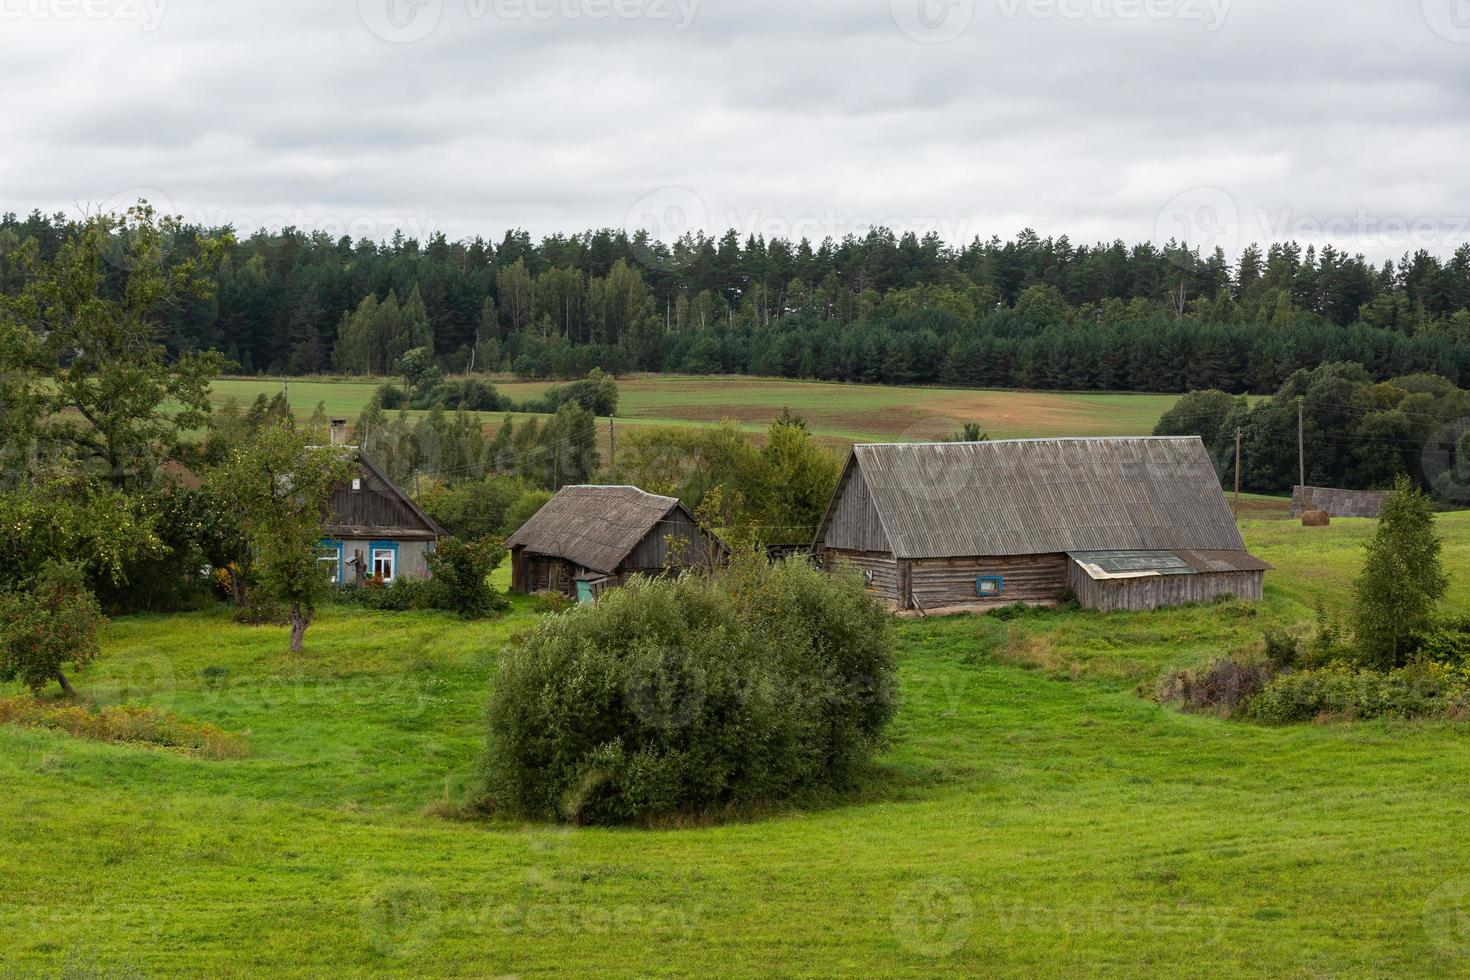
[1297,397,1306,489]
[1234,427,1242,516]
[609,414,617,471]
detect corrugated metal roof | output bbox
[835,437,1249,559]
[503,485,682,574]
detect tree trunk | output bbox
[288,604,312,654]
[56,669,77,698]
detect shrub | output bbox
[1262,627,1301,670]
[1418,618,1470,667]
[1245,662,1470,724]
[334,577,433,612]
[426,537,510,619]
[479,556,895,824]
[1157,658,1273,716]
[372,383,407,410]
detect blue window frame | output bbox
[318,539,344,585]
[977,575,1004,598]
[370,540,400,582]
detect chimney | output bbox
[329,419,348,446]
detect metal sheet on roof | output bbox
[838,437,1249,559]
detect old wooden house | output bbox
[812,437,1271,613]
[320,448,445,586]
[505,485,723,601]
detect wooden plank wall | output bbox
[822,549,900,603]
[822,466,891,553]
[909,554,1068,609]
[1066,564,1265,611]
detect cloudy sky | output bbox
[3,0,1467,261]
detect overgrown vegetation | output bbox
[479,556,895,824]
[0,696,247,758]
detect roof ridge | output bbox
[855,435,1201,448]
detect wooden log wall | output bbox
[909,554,1068,609]
[822,549,900,603]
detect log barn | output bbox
[812,437,1271,613]
[505,485,723,601]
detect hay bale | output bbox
[1301,510,1331,527]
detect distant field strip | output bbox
[212,375,1187,444]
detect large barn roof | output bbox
[504,485,685,574]
[819,437,1248,559]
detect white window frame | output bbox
[318,542,341,584]
[371,547,397,583]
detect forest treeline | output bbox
[4,209,1470,391]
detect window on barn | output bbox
[372,547,397,582]
[977,576,1004,597]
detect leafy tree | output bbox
[0,478,160,592]
[0,562,106,696]
[1351,476,1450,669]
[0,203,226,488]
[209,420,356,653]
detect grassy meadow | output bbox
[4,506,1470,976]
[210,374,1188,447]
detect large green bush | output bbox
[479,556,896,824]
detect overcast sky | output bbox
[3,0,1467,262]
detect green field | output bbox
[211,374,1187,445]
[4,507,1470,976]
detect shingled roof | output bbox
[504,485,687,574]
[817,437,1248,559]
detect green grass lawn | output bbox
[210,374,1189,446]
[4,514,1470,976]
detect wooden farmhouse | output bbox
[318,425,445,586]
[812,437,1271,613]
[505,485,723,601]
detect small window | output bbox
[351,478,362,492]
[977,576,1004,597]
[318,542,340,584]
[372,547,396,582]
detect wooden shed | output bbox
[504,485,723,600]
[812,437,1271,613]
